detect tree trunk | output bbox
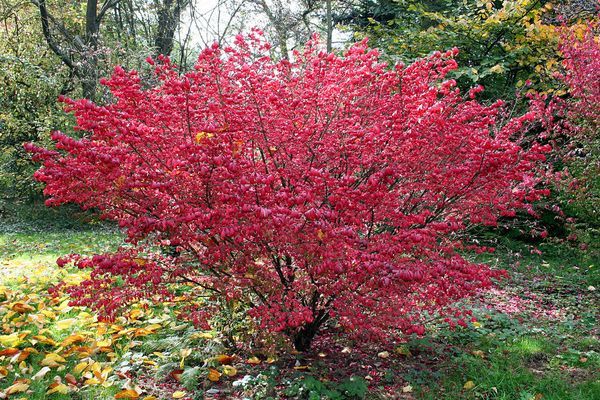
[154,0,186,57]
[291,311,329,352]
[83,0,99,100]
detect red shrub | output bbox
[27,33,551,351]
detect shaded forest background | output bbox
[1,0,598,252]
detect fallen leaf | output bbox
[32,366,52,380]
[222,365,237,377]
[5,380,30,395]
[40,353,66,368]
[55,318,78,330]
[377,351,390,359]
[0,348,20,357]
[246,356,261,365]
[463,380,476,390]
[0,333,23,348]
[60,334,86,347]
[114,389,140,399]
[32,335,58,346]
[73,361,90,375]
[208,368,221,382]
[402,385,413,393]
[47,382,70,395]
[11,303,35,313]
[172,391,186,399]
[189,332,213,340]
[215,354,233,365]
[65,373,78,386]
[169,369,183,382]
[96,339,112,348]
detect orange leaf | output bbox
[169,369,183,382]
[11,303,35,313]
[60,334,86,347]
[17,350,31,362]
[0,348,20,357]
[207,368,221,382]
[114,389,141,399]
[215,354,234,365]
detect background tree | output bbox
[337,0,596,99]
[0,0,71,203]
[0,0,194,203]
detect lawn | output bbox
[0,213,598,399]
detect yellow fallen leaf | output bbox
[143,397,158,400]
[129,309,144,320]
[96,339,112,347]
[247,356,261,365]
[55,318,77,330]
[222,365,237,377]
[32,335,58,346]
[5,381,30,395]
[208,368,221,382]
[40,310,57,319]
[172,391,186,399]
[40,353,67,368]
[0,333,23,347]
[47,382,70,395]
[114,389,140,399]
[179,348,192,368]
[84,377,102,385]
[189,331,213,340]
[73,361,90,375]
[0,366,8,379]
[463,380,476,390]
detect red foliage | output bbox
[558,23,600,136]
[27,33,551,350]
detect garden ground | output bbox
[0,206,598,399]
